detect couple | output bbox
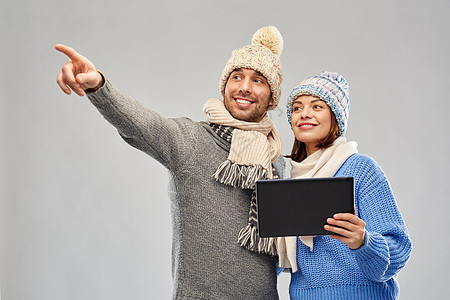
[55,26,412,300]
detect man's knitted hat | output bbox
[219,26,283,110]
[286,71,350,136]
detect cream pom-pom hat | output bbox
[219,26,283,110]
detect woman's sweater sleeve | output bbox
[350,155,412,282]
[86,78,197,171]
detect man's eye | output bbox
[232,75,241,80]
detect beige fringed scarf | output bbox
[203,98,282,255]
[277,137,358,273]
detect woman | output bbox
[278,71,412,299]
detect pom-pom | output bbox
[251,26,283,57]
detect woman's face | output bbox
[291,95,333,156]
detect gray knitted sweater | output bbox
[87,80,285,300]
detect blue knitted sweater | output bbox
[284,153,412,300]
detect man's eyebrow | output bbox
[252,71,266,79]
[230,68,265,78]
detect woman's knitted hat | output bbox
[286,71,350,136]
[219,26,283,110]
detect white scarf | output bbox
[277,137,358,273]
[203,98,281,184]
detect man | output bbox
[56,26,285,299]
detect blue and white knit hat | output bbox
[286,71,350,136]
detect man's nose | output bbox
[239,78,252,94]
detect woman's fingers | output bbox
[333,213,365,224]
[327,218,359,232]
[325,213,366,249]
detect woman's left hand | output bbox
[324,213,366,249]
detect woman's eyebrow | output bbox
[292,99,325,105]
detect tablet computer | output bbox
[256,177,354,237]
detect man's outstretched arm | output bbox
[54,44,199,171]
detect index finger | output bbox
[55,44,82,61]
[333,213,364,224]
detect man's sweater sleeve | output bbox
[350,155,412,282]
[86,79,195,170]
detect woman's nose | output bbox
[301,106,312,118]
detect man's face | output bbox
[223,68,273,122]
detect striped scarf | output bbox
[204,98,282,255]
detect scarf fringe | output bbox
[237,223,278,256]
[208,123,280,256]
[213,160,267,190]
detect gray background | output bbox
[1,0,449,299]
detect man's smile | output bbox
[234,96,255,107]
